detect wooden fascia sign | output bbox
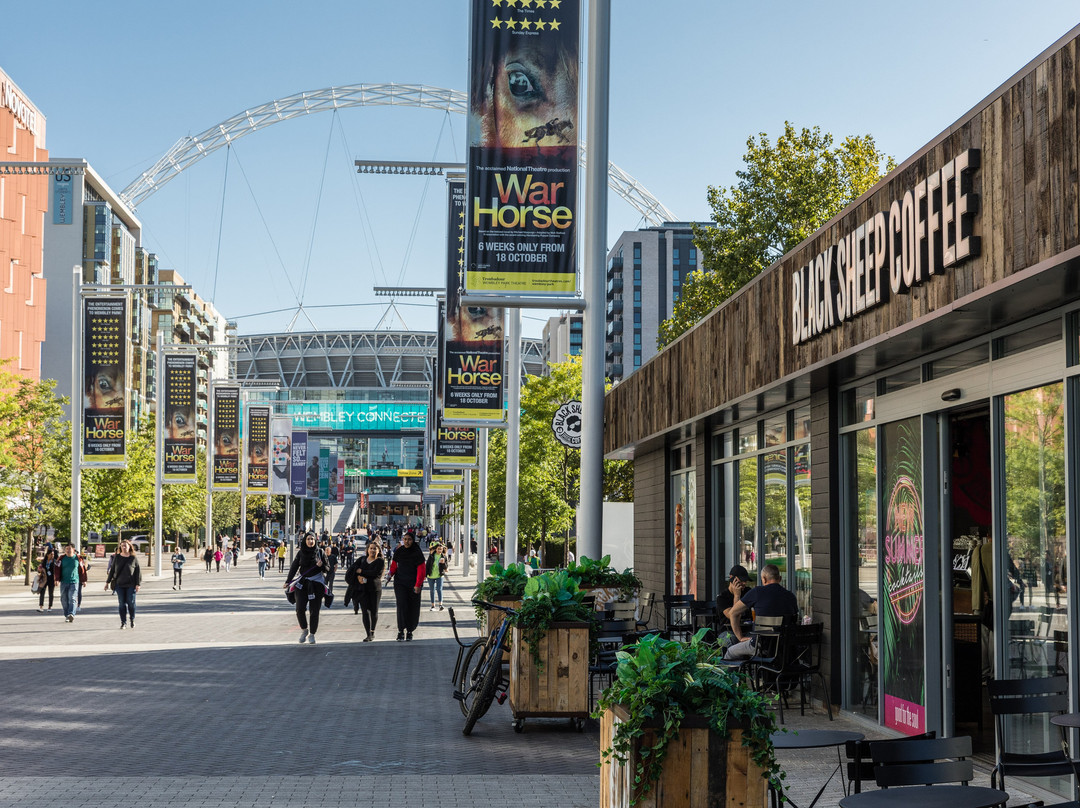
[792,149,981,345]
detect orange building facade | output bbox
[0,67,48,380]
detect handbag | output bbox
[285,565,320,606]
[31,573,44,594]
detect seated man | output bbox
[716,564,752,651]
[723,563,799,660]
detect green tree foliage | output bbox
[659,122,895,347]
[476,357,632,559]
[0,372,67,575]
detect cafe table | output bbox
[1047,712,1080,800]
[770,729,864,808]
[838,785,1008,808]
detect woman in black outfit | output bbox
[346,541,385,641]
[385,531,425,641]
[105,539,142,629]
[285,533,326,645]
[37,548,58,612]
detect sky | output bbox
[4,1,1079,340]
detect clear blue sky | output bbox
[5,1,1078,339]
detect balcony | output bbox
[607,277,623,295]
[605,341,623,359]
[607,255,623,278]
[606,298,623,316]
[606,363,624,378]
[606,320,623,336]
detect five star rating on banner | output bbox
[89,319,122,361]
[490,0,562,30]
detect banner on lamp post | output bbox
[82,296,128,466]
[290,430,308,498]
[271,417,293,496]
[162,353,197,483]
[245,405,270,492]
[464,0,580,296]
[444,178,506,423]
[211,386,240,490]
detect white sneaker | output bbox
[307,634,317,644]
[299,630,308,644]
[429,606,437,611]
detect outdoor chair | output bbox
[635,591,655,631]
[844,731,936,794]
[663,594,694,640]
[987,675,1080,801]
[753,622,832,724]
[870,735,975,788]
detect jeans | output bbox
[428,576,443,606]
[295,585,324,634]
[60,583,78,617]
[205,559,212,572]
[394,585,421,633]
[173,568,183,587]
[258,561,266,578]
[115,587,136,625]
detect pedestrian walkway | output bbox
[0,554,1063,807]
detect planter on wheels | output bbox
[599,704,769,808]
[508,621,590,731]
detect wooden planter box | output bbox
[509,621,589,717]
[600,704,769,808]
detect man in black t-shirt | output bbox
[723,563,799,660]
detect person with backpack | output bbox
[425,541,448,611]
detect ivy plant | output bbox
[596,629,784,805]
[511,569,596,670]
[565,554,642,600]
[472,562,531,622]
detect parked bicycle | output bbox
[453,599,516,735]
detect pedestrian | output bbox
[105,539,142,629]
[171,546,186,590]
[76,550,89,609]
[231,545,239,567]
[223,547,232,573]
[426,541,447,611]
[285,533,327,645]
[59,544,81,622]
[203,546,213,572]
[213,548,223,572]
[347,541,385,641]
[385,530,425,642]
[277,541,286,572]
[36,548,58,613]
[256,546,269,579]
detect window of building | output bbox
[634,312,641,325]
[927,344,988,380]
[689,248,697,266]
[994,319,1062,359]
[634,351,641,367]
[634,268,641,282]
[673,269,680,286]
[673,248,680,262]
[633,332,642,347]
[634,290,641,303]
[633,244,641,260]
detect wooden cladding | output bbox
[606,32,1080,453]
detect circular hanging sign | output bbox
[551,400,583,449]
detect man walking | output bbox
[171,546,186,590]
[59,544,81,622]
[723,563,799,660]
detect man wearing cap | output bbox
[716,565,751,649]
[723,563,798,660]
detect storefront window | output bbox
[1001,382,1069,794]
[793,444,812,619]
[763,449,787,574]
[671,471,697,596]
[846,427,878,709]
[881,417,926,735]
[738,456,759,580]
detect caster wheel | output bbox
[512,720,524,733]
[573,718,586,732]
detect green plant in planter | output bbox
[511,569,596,670]
[597,629,783,806]
[566,554,642,600]
[472,562,531,622]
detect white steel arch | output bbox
[120,82,677,225]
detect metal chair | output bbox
[754,622,832,724]
[635,591,655,631]
[871,735,975,788]
[844,731,936,794]
[663,594,694,640]
[588,617,638,711]
[987,675,1080,802]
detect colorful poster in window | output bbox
[270,417,293,496]
[444,178,506,423]
[82,296,127,465]
[290,430,308,498]
[162,353,197,483]
[881,417,926,735]
[465,0,580,295]
[319,442,331,501]
[211,386,240,490]
[305,438,321,499]
[671,471,697,597]
[325,447,337,502]
[337,458,345,504]
[245,406,270,492]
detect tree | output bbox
[0,372,67,577]
[658,122,895,347]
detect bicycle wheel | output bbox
[457,638,487,716]
[462,641,503,736]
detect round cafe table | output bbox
[770,729,864,808]
[838,785,1008,808]
[1048,712,1080,799]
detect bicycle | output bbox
[454,599,516,735]
[449,606,484,716]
